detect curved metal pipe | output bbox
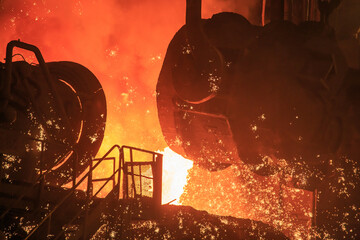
[3,40,74,141]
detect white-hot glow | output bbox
[161,147,193,205]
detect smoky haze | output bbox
[0,0,256,153]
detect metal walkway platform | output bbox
[0,145,163,239]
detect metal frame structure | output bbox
[0,144,163,239]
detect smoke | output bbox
[0,0,256,153]
[1,0,304,235]
[202,0,262,24]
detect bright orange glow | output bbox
[0,1,312,239]
[83,146,194,205]
[180,163,313,239]
[161,147,193,205]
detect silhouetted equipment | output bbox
[0,40,106,186]
[0,40,288,239]
[0,41,166,239]
[0,144,163,239]
[157,0,360,238]
[157,0,360,174]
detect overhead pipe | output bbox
[173,0,224,103]
[270,0,285,21]
[186,0,202,26]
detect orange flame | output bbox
[92,145,194,205]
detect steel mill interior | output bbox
[0,0,360,239]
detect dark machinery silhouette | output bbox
[157,0,360,238]
[0,43,168,239]
[0,40,106,186]
[0,39,285,240]
[157,0,359,174]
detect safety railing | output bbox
[122,145,163,205]
[91,157,117,196]
[51,145,124,240]
[24,144,122,239]
[23,144,162,239]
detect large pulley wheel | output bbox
[43,61,106,185]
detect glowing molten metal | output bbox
[161,147,193,205]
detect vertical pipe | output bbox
[2,41,15,111]
[124,163,128,199]
[284,0,293,21]
[306,0,311,21]
[262,0,267,26]
[139,165,142,197]
[186,0,201,25]
[152,153,155,196]
[87,159,93,198]
[113,157,116,190]
[270,0,285,21]
[129,148,136,196]
[119,148,123,199]
[154,154,163,208]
